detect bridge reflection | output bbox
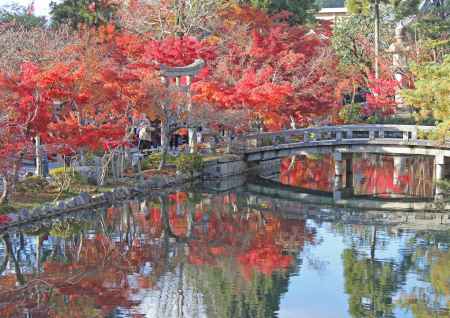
[247,176,450,211]
[279,153,435,199]
[245,192,450,231]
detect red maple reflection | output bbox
[0,192,316,317]
[280,154,434,198]
[353,155,434,198]
[280,155,334,192]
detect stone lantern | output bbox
[387,27,413,118]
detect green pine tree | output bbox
[243,0,319,24]
[49,0,118,29]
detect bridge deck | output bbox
[232,125,450,159]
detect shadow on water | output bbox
[0,183,448,317]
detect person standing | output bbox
[138,124,155,152]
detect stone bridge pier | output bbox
[333,152,354,201]
[435,155,450,200]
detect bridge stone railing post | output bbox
[411,128,418,140]
[304,131,310,143]
[346,129,353,139]
[249,135,260,149]
[333,152,344,201]
[402,131,409,141]
[271,135,277,146]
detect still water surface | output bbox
[0,188,448,317]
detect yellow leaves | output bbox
[144,110,159,121]
[0,275,16,289]
[205,35,221,46]
[402,55,450,140]
[220,3,272,28]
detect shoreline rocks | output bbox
[0,173,193,230]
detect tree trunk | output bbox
[0,237,9,275]
[120,148,125,178]
[225,129,232,154]
[160,196,176,238]
[35,135,43,177]
[159,121,170,170]
[290,116,296,129]
[0,175,9,205]
[188,128,197,154]
[3,234,25,285]
[374,0,380,79]
[370,226,377,261]
[111,152,118,181]
[11,157,20,194]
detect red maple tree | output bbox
[364,74,399,118]
[192,6,342,131]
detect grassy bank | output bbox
[0,152,232,214]
[0,175,116,213]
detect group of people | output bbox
[134,122,187,153]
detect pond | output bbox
[0,186,448,318]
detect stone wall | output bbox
[200,174,247,192]
[202,156,281,180]
[202,155,248,179]
[247,158,281,178]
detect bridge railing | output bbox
[231,125,441,152]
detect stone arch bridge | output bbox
[231,125,450,202]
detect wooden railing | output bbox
[231,125,448,153]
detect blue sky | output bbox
[1,0,53,17]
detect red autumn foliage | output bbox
[0,62,55,138]
[0,214,11,224]
[144,36,216,68]
[193,6,342,130]
[364,75,399,117]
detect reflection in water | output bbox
[398,232,450,318]
[280,154,435,198]
[353,154,434,198]
[341,227,412,318]
[0,191,448,318]
[280,154,334,192]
